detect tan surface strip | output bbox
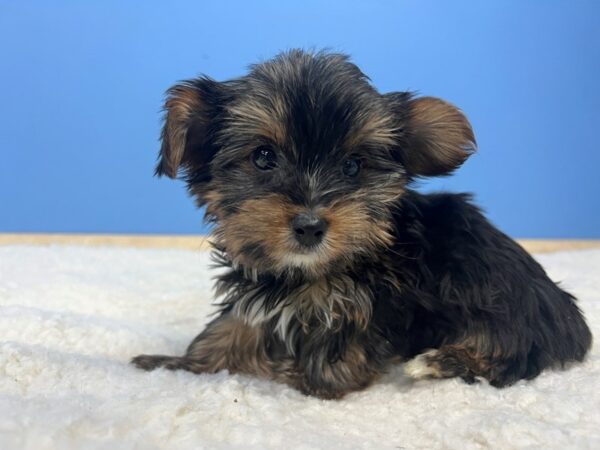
[0,233,212,250]
[516,240,600,253]
[0,234,599,254]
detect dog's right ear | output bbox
[385,93,476,177]
[156,77,222,179]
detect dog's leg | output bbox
[404,346,483,383]
[296,338,386,399]
[405,287,592,387]
[404,342,525,386]
[131,312,281,378]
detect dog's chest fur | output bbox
[217,267,376,354]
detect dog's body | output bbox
[132,50,591,399]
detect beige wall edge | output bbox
[0,233,599,254]
[0,233,212,250]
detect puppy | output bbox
[132,50,592,399]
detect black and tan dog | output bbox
[132,50,592,399]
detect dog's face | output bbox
[156,50,475,277]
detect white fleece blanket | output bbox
[0,245,598,450]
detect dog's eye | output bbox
[252,146,278,171]
[342,157,361,177]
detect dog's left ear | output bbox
[156,77,222,179]
[387,93,476,177]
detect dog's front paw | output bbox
[131,354,180,371]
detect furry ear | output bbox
[156,77,221,178]
[388,94,476,177]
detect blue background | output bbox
[1,1,599,237]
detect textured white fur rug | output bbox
[0,245,598,450]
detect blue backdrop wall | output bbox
[1,1,599,237]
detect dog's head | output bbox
[156,50,475,277]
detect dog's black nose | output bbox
[291,214,328,248]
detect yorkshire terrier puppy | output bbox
[132,50,592,399]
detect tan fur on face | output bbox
[226,95,287,147]
[344,111,399,149]
[217,193,395,276]
[219,193,301,269]
[203,189,224,218]
[323,199,394,260]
